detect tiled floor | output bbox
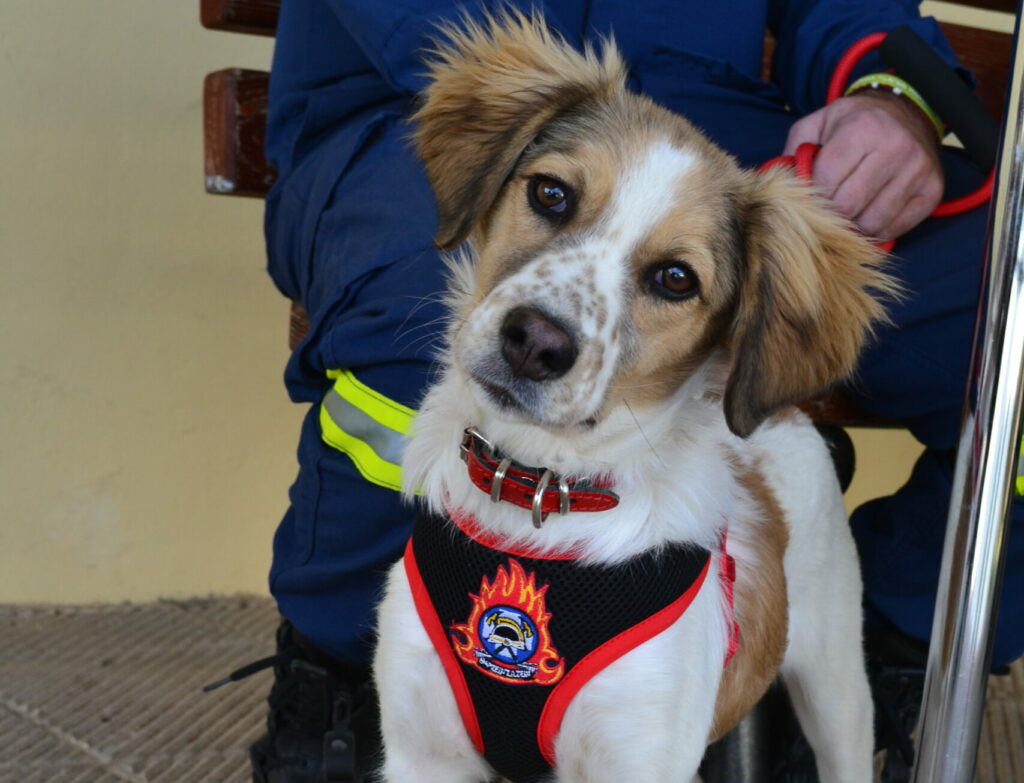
[0,599,276,782]
[1,597,1021,782]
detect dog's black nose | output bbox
[500,307,577,381]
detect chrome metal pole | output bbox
[911,9,1024,783]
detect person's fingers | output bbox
[783,110,826,156]
[841,124,942,238]
[826,149,898,224]
[850,170,915,238]
[864,175,944,240]
[811,137,872,208]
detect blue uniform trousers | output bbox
[264,91,1023,668]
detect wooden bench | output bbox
[201,0,1015,426]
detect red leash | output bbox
[761,31,994,249]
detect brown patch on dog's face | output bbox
[606,160,746,411]
[467,140,621,306]
[710,459,790,741]
[413,12,627,251]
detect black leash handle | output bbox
[880,24,1000,170]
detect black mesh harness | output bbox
[404,507,716,783]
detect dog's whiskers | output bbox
[395,314,450,341]
[607,380,664,390]
[395,293,452,341]
[623,399,667,468]
[393,313,468,354]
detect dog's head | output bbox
[415,13,894,438]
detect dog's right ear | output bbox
[413,12,625,251]
[723,168,899,438]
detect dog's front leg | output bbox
[374,564,493,783]
[550,586,725,783]
[780,500,874,783]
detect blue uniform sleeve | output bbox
[323,1,576,96]
[767,0,965,115]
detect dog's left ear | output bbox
[723,167,898,438]
[413,12,625,251]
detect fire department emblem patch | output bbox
[451,558,565,685]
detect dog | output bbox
[373,13,896,783]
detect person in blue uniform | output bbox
[250,2,1021,781]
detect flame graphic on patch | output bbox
[451,558,565,685]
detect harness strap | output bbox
[721,530,740,667]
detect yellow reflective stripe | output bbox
[331,370,415,435]
[319,370,415,492]
[319,404,404,491]
[1017,433,1024,496]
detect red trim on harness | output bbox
[720,532,740,667]
[535,557,713,766]
[448,508,578,561]
[403,540,485,755]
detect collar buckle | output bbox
[460,426,493,463]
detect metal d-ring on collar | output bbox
[532,469,555,529]
[495,461,569,528]
[490,457,513,504]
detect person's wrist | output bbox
[845,72,945,143]
[848,89,943,154]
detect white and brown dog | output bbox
[374,14,896,783]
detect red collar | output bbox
[459,428,620,528]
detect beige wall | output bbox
[0,2,1008,603]
[1,2,295,603]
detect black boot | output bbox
[204,620,379,782]
[865,627,928,783]
[813,422,856,493]
[701,688,776,783]
[250,622,380,783]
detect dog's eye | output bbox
[648,261,700,301]
[528,176,573,222]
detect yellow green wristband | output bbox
[845,72,945,142]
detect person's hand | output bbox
[783,90,944,241]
